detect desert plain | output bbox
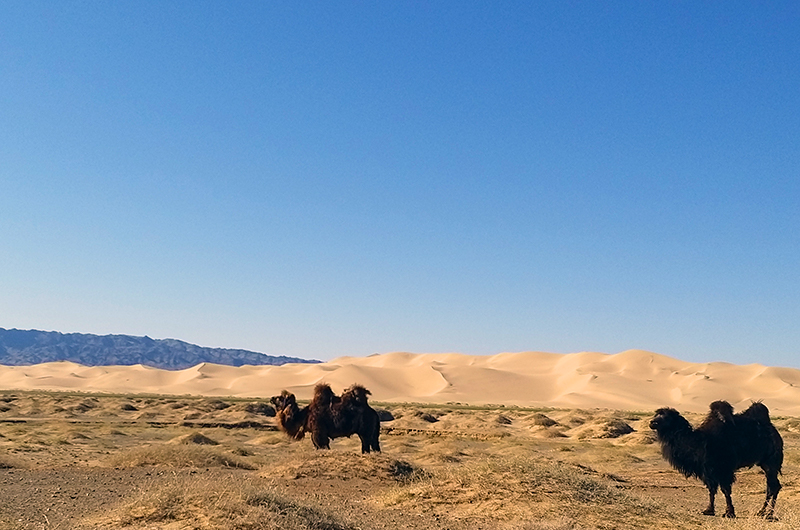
[1,349,799,530]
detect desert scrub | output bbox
[245,491,355,530]
[381,455,662,526]
[106,444,257,470]
[88,477,355,530]
[525,460,639,506]
[261,449,424,483]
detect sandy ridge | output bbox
[1,349,799,415]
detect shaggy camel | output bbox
[271,383,381,454]
[650,400,783,519]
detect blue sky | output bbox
[2,2,799,366]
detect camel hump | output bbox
[313,383,336,405]
[343,384,371,405]
[709,400,735,423]
[741,401,771,423]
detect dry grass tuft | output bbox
[416,412,438,423]
[201,399,233,411]
[601,419,634,438]
[496,414,513,425]
[245,490,356,530]
[616,430,656,445]
[169,431,220,445]
[106,444,257,470]
[571,417,635,440]
[532,413,559,427]
[243,402,276,417]
[531,426,567,439]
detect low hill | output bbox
[0,328,317,370]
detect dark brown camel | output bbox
[650,400,783,519]
[270,383,380,454]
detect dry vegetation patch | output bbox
[570,417,635,440]
[169,431,220,445]
[532,413,559,427]
[2,391,800,530]
[106,444,257,470]
[87,476,355,530]
[380,455,664,527]
[262,450,422,482]
[0,452,29,469]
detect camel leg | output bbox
[358,433,371,454]
[757,468,781,520]
[311,430,330,450]
[703,483,717,516]
[720,482,735,519]
[371,428,381,453]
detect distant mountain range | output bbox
[0,328,319,370]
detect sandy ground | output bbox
[1,391,799,530]
[2,350,800,416]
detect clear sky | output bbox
[2,2,798,366]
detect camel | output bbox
[270,383,380,453]
[650,400,783,519]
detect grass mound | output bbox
[571,417,635,439]
[532,413,559,427]
[380,455,662,526]
[169,431,220,445]
[262,450,423,482]
[87,477,355,530]
[106,445,257,470]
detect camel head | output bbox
[650,407,691,434]
[270,390,297,412]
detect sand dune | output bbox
[1,349,799,415]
